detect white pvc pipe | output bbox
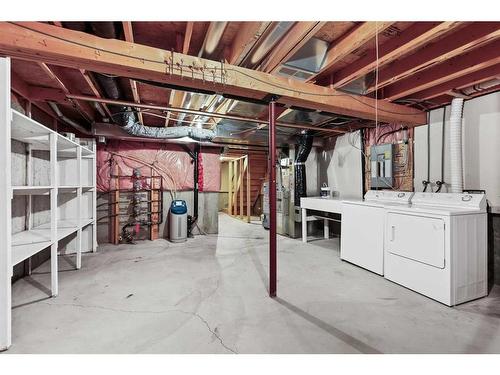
[449,98,465,193]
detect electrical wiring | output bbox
[108,151,178,200]
[10,22,424,118]
[346,23,412,194]
[376,124,407,144]
[348,127,402,192]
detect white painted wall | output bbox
[414,92,500,212]
[318,131,363,199]
[305,147,319,196]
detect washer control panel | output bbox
[364,190,414,204]
[412,192,486,210]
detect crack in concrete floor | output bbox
[9,214,500,353]
[38,301,237,353]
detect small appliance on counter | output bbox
[320,183,331,198]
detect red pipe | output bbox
[268,100,277,297]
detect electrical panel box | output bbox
[370,143,393,188]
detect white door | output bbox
[340,203,384,275]
[386,212,445,268]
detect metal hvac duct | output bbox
[199,22,228,59]
[240,22,294,69]
[459,78,500,96]
[48,102,91,134]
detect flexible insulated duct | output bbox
[294,131,313,206]
[123,117,215,141]
[449,98,465,193]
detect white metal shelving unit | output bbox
[1,57,97,350]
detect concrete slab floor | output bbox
[5,213,500,354]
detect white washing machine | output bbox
[384,192,487,306]
[341,190,413,275]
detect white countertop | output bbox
[300,196,345,213]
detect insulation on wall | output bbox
[363,124,414,191]
[96,140,221,192]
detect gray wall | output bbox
[318,131,363,199]
[414,92,500,285]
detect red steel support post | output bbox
[268,100,277,297]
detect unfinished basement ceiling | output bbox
[4,21,499,144]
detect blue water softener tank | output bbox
[169,200,188,243]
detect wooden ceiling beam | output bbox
[208,22,268,129]
[409,63,500,100]
[11,72,64,128]
[38,62,95,122]
[50,21,108,121]
[122,21,143,125]
[29,86,68,102]
[182,21,194,56]
[10,70,31,99]
[382,39,500,101]
[228,22,267,65]
[0,22,426,125]
[167,21,194,126]
[330,22,461,89]
[367,22,500,93]
[307,21,395,82]
[260,21,326,73]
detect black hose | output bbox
[376,126,408,144]
[294,131,313,206]
[193,144,200,221]
[422,111,431,192]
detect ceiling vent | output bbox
[276,37,329,81]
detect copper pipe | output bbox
[65,94,345,134]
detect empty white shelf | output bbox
[58,186,80,192]
[12,186,52,195]
[4,92,97,350]
[81,146,94,156]
[81,218,94,227]
[36,220,79,240]
[57,134,83,157]
[10,218,88,267]
[11,229,53,266]
[11,111,51,150]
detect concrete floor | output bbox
[6,213,500,353]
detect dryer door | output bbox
[386,212,445,268]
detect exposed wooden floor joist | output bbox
[0,22,424,124]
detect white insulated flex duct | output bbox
[449,98,465,193]
[123,116,216,142]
